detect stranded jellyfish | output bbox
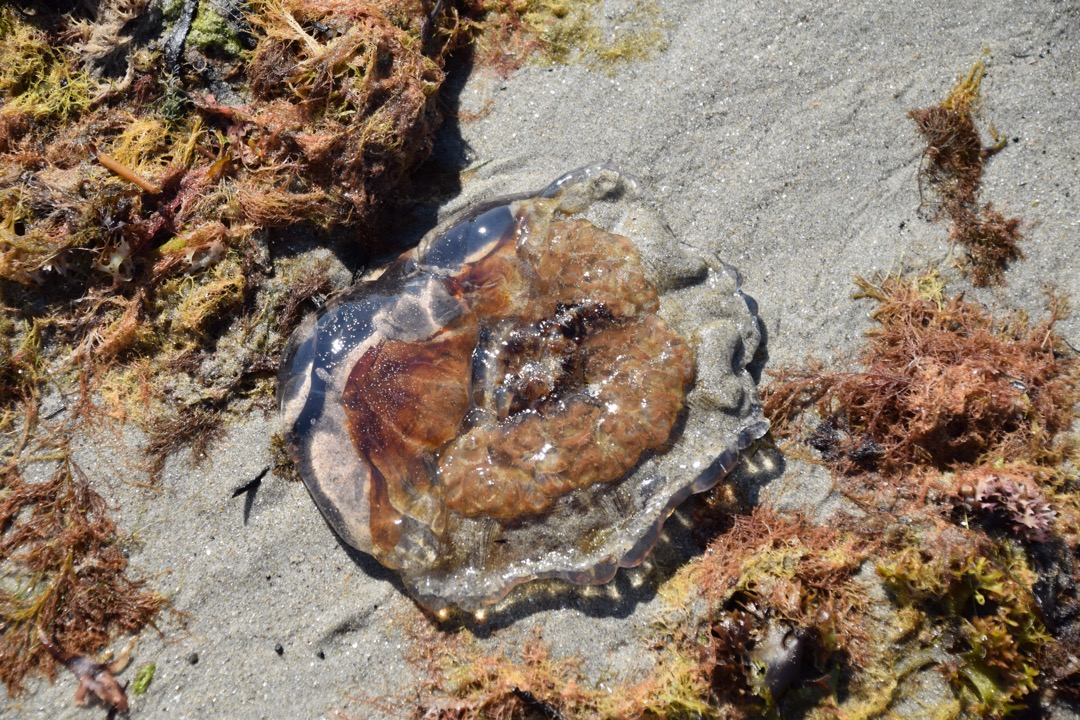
[278,164,768,613]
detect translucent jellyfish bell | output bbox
[278,164,769,613]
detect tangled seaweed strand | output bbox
[910,58,1023,286]
[671,511,867,715]
[764,273,1078,477]
[0,455,164,694]
[407,621,713,720]
[0,0,449,285]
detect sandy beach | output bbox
[7,0,1079,718]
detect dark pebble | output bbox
[275,643,284,656]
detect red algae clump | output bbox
[909,58,1024,286]
[764,272,1077,478]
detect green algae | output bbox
[188,4,244,58]
[131,663,156,695]
[878,528,1047,716]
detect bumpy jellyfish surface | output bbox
[278,164,769,613]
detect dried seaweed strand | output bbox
[95,149,162,195]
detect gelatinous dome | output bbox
[278,164,769,613]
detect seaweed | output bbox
[877,524,1047,716]
[143,404,226,484]
[407,621,712,720]
[0,454,165,694]
[670,508,877,717]
[130,662,155,695]
[0,0,455,409]
[0,0,449,283]
[457,0,668,75]
[910,57,1023,286]
[188,2,245,58]
[760,269,1077,717]
[0,312,43,415]
[764,272,1078,478]
[952,463,1057,543]
[748,69,1079,710]
[0,10,94,122]
[1032,540,1080,706]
